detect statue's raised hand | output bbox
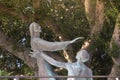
[70,37,84,44]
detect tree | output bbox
[108,14,120,80]
[0,0,120,80]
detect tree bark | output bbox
[90,0,105,36]
[108,14,120,80]
[84,0,96,28]
[82,0,105,48]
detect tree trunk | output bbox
[82,0,105,47]
[82,0,105,66]
[108,64,120,80]
[108,14,120,80]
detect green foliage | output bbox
[40,26,56,41]
[108,42,120,57]
[104,0,120,58]
[0,14,30,48]
[89,35,113,79]
[47,0,89,40]
[105,0,119,18]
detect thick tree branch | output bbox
[106,11,120,80]
[91,0,105,36]
[81,0,105,49]
[0,28,67,74]
[0,29,38,73]
[109,13,120,66]
[84,0,96,28]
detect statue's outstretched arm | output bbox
[40,52,67,69]
[32,37,84,51]
[30,22,84,51]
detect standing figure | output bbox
[29,22,84,80]
[34,50,93,80]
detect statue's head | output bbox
[76,50,89,63]
[29,22,42,37]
